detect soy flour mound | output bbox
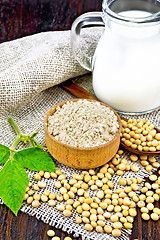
[48,99,119,148]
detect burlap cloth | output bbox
[0,29,160,240]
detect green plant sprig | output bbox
[0,118,55,215]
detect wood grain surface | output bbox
[0,0,160,239]
[0,0,102,43]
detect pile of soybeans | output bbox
[121,118,160,152]
[23,149,160,238]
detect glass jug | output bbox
[71,0,160,114]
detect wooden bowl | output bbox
[44,99,122,169]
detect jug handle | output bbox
[71,12,105,71]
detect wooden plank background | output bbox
[0,0,160,239]
[0,0,102,43]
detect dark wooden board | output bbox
[0,0,102,43]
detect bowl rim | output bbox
[44,98,122,151]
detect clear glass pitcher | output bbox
[71,0,160,114]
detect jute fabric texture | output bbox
[0,29,159,240]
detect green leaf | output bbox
[0,144,10,164]
[0,160,29,215]
[30,130,39,139]
[30,139,44,149]
[14,147,56,172]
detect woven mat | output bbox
[0,30,160,240]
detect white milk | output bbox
[92,10,160,113]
